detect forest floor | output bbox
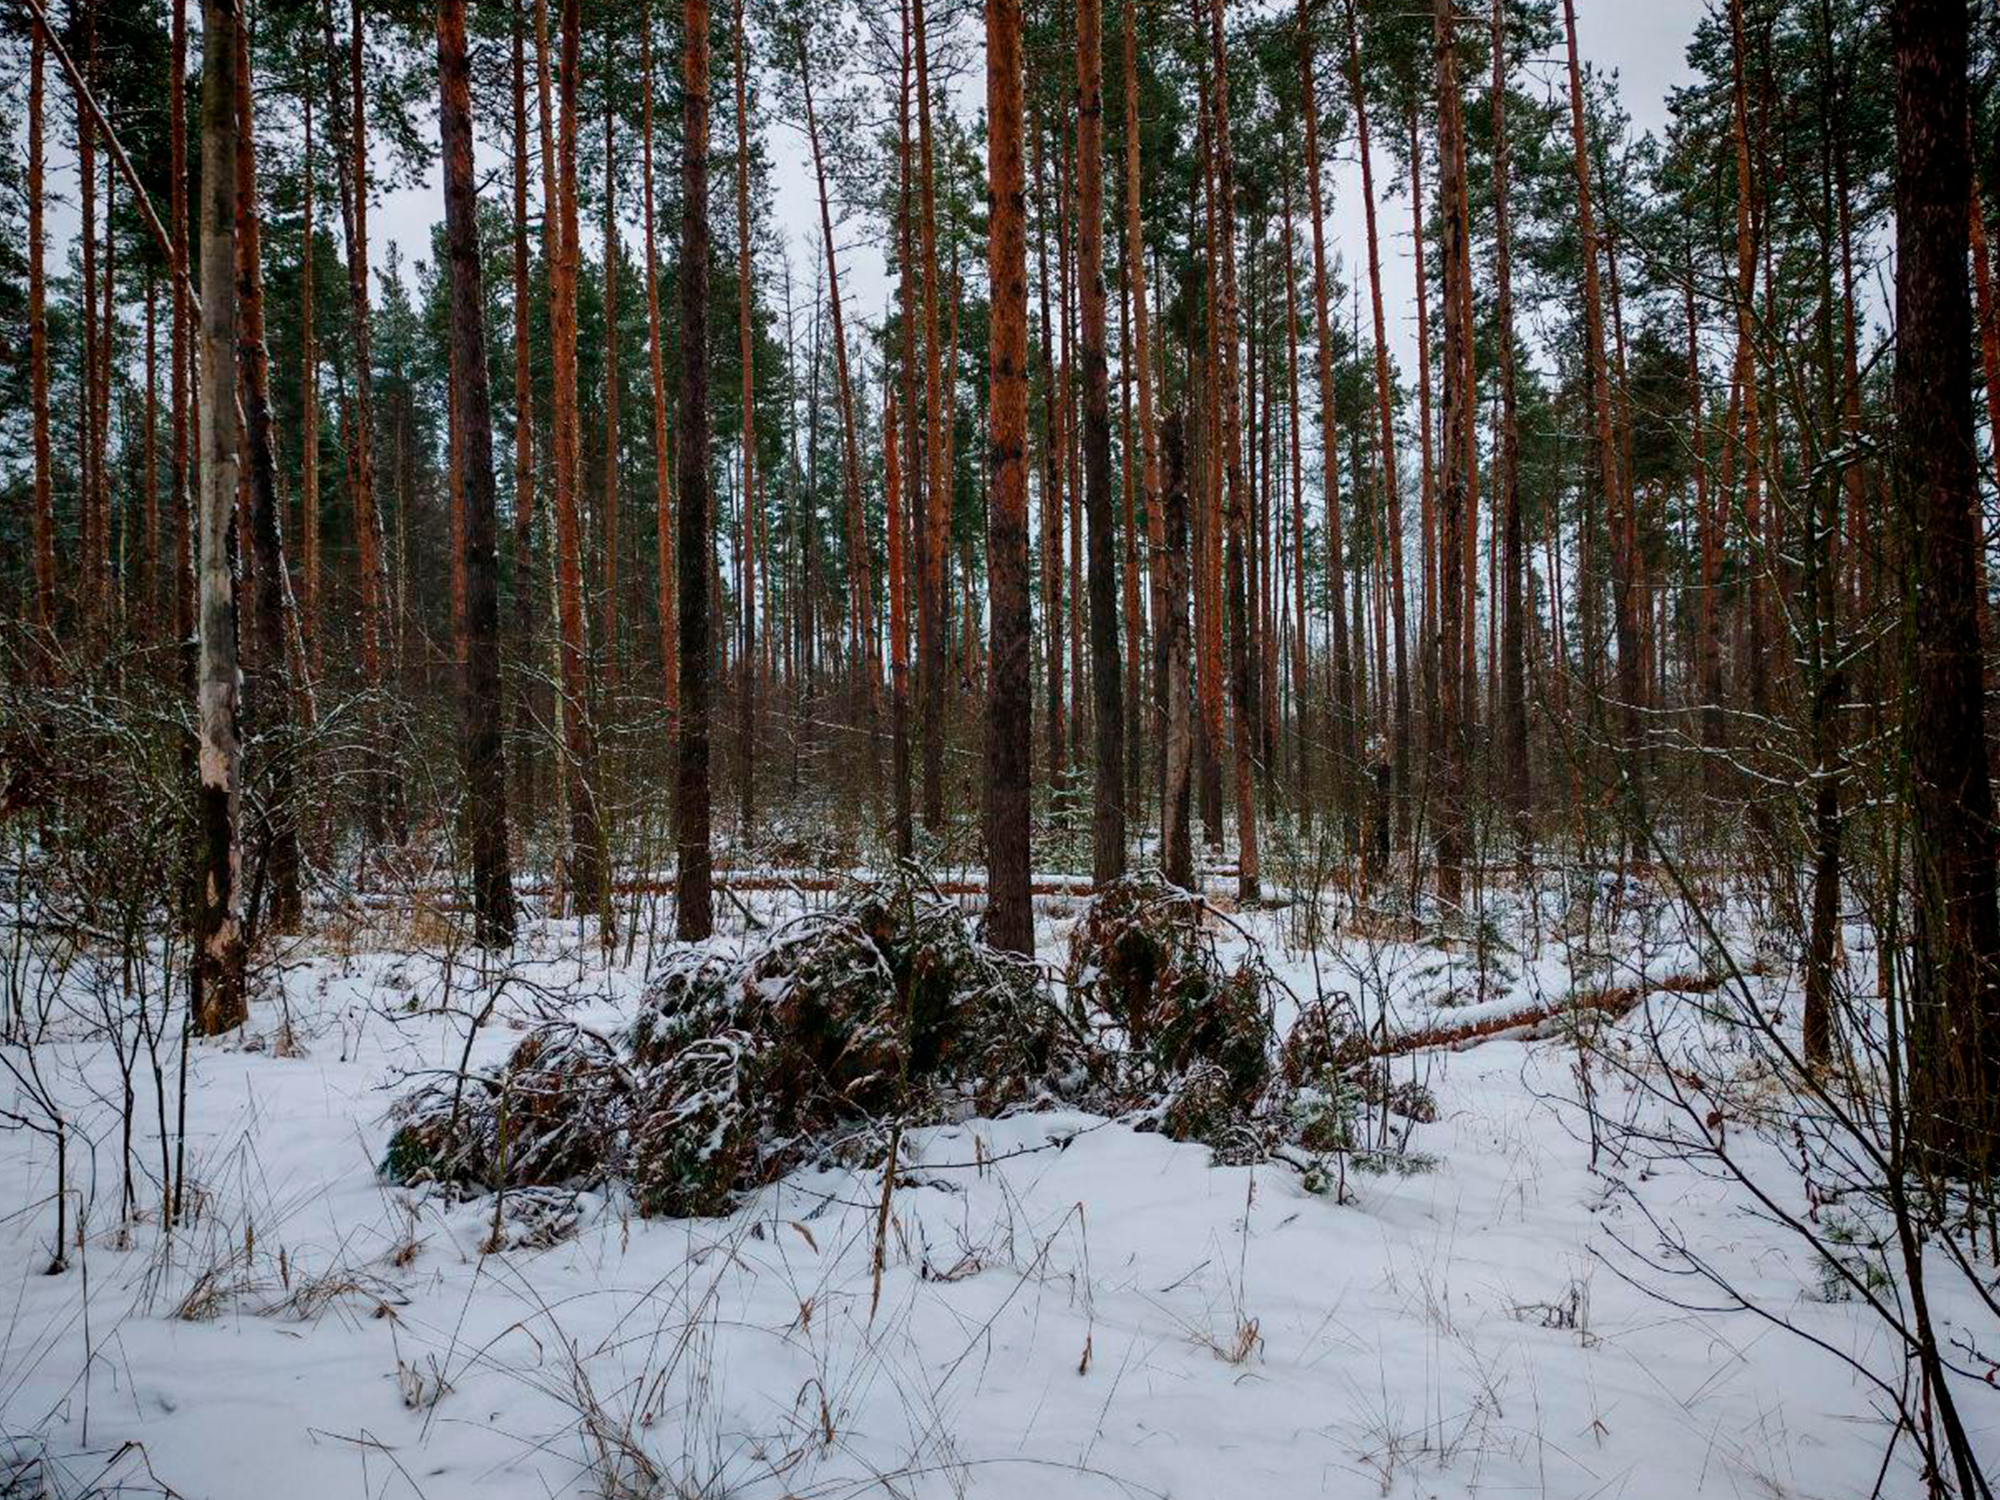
[0,857,1980,1498]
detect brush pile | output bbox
[384,872,1433,1216]
[384,872,1078,1215]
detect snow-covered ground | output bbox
[0,879,1987,1498]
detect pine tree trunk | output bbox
[1122,7,1168,811]
[1727,0,1770,753]
[27,27,55,644]
[1688,242,1724,759]
[797,33,878,746]
[1342,0,1410,851]
[1161,412,1195,889]
[984,0,1032,951]
[913,0,948,835]
[1491,0,1529,848]
[439,0,518,948]
[1195,55,1225,850]
[1063,138,1086,757]
[510,0,543,812]
[887,373,914,858]
[1279,165,1310,819]
[1207,0,1258,905]
[1119,261,1145,815]
[675,0,715,939]
[732,0,758,838]
[1894,0,2000,1179]
[887,0,916,855]
[300,89,321,682]
[1298,0,1354,840]
[535,0,560,794]
[1409,106,1441,801]
[1432,0,1471,909]
[1078,0,1124,884]
[144,273,158,645]
[641,0,676,722]
[172,0,196,662]
[96,92,113,633]
[1035,115,1067,790]
[601,62,621,698]
[1967,179,2000,636]
[193,0,247,1036]
[551,0,608,908]
[78,0,103,625]
[331,0,402,842]
[1563,0,1642,806]
[232,12,306,933]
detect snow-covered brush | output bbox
[381,869,1080,1219]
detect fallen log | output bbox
[1358,970,1737,1061]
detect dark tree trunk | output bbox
[438,0,518,948]
[984,0,1033,953]
[1035,116,1067,791]
[1078,0,1124,883]
[1432,0,1471,909]
[732,0,758,838]
[511,0,542,813]
[300,88,320,681]
[797,29,878,746]
[1342,0,1410,851]
[551,0,608,913]
[194,0,247,1036]
[1894,0,2000,1173]
[1490,0,1529,849]
[78,0,103,625]
[1563,0,1642,810]
[346,0,401,841]
[676,0,715,940]
[1298,0,1353,842]
[172,0,195,662]
[601,57,621,698]
[1161,412,1195,890]
[1207,0,1258,905]
[232,13,306,936]
[1728,0,1769,777]
[1122,6,1167,816]
[641,0,675,723]
[913,0,948,835]
[28,27,56,644]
